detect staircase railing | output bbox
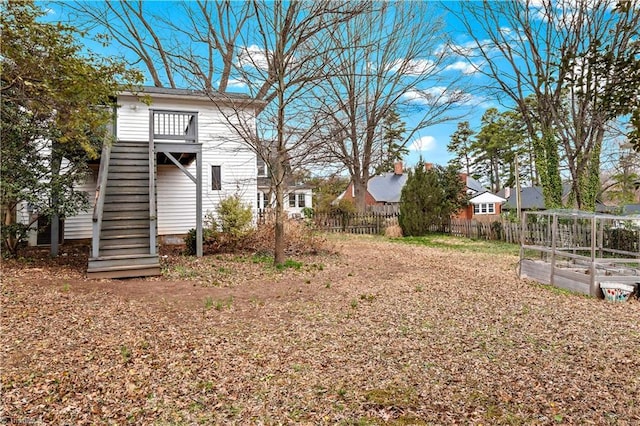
[91,142,112,258]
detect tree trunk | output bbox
[274,177,285,265]
[50,143,62,257]
[353,177,368,212]
[2,201,18,257]
[534,127,563,209]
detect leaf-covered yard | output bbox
[2,235,639,424]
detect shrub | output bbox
[217,196,253,237]
[331,198,356,215]
[245,216,330,256]
[399,162,466,236]
[184,227,216,255]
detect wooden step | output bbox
[108,165,149,174]
[105,187,149,196]
[103,202,149,212]
[110,152,148,160]
[86,264,161,279]
[101,218,150,230]
[107,171,150,180]
[100,237,150,249]
[88,254,159,269]
[100,233,150,241]
[104,179,149,188]
[109,158,150,167]
[100,228,149,238]
[102,211,150,221]
[102,194,150,204]
[98,246,153,257]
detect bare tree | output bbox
[310,2,464,211]
[450,0,640,210]
[204,0,366,264]
[62,0,249,91]
[63,0,367,264]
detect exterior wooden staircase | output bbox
[87,141,161,279]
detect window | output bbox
[289,193,296,208]
[257,158,268,177]
[211,165,221,190]
[257,192,268,210]
[298,193,305,208]
[473,203,495,215]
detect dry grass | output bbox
[2,234,639,424]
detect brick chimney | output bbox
[504,187,511,199]
[425,162,433,171]
[394,161,403,175]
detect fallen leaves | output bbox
[1,235,639,424]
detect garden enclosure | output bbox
[518,210,640,298]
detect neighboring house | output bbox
[335,162,408,209]
[498,185,614,213]
[622,204,640,215]
[454,173,505,220]
[336,162,505,219]
[22,86,260,278]
[256,158,313,218]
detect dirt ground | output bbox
[2,235,639,425]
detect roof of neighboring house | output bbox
[469,191,506,204]
[499,185,575,210]
[335,171,498,204]
[466,176,486,195]
[499,186,545,210]
[623,204,640,215]
[367,172,408,203]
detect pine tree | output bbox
[399,162,466,236]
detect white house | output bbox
[256,157,313,219]
[25,86,261,278]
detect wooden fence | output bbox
[313,212,399,235]
[312,212,523,241]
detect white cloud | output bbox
[445,60,482,75]
[226,78,248,89]
[404,86,471,106]
[237,44,270,70]
[408,135,436,152]
[390,59,436,76]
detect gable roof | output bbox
[466,176,486,194]
[623,204,640,215]
[335,170,500,205]
[367,172,408,203]
[499,185,573,210]
[469,191,506,204]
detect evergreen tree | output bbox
[399,162,466,236]
[375,108,408,174]
[447,121,475,175]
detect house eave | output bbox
[119,86,265,109]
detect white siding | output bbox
[58,93,257,240]
[63,173,96,239]
[123,93,256,236]
[285,189,313,218]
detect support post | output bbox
[149,111,157,256]
[196,150,203,257]
[589,214,599,297]
[550,213,558,285]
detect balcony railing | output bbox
[152,110,198,142]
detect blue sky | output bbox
[46,1,500,171]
